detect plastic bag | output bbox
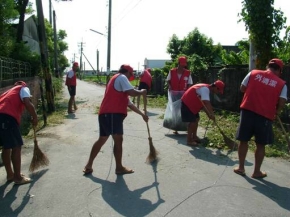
[163,90,188,131]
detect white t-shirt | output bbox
[67,69,74,78]
[196,87,210,101]
[113,74,134,105]
[20,87,31,101]
[242,71,287,99]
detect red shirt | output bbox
[140,70,152,88]
[99,74,129,115]
[0,85,26,125]
[181,83,210,114]
[240,70,285,120]
[169,68,191,91]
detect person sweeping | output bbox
[0,81,38,185]
[83,64,148,175]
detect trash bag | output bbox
[163,90,188,131]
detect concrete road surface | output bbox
[0,78,289,217]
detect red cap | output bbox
[178,56,187,67]
[120,64,134,81]
[268,58,283,69]
[73,62,79,67]
[214,80,225,94]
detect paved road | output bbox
[0,78,290,217]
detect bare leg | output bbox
[84,136,109,169]
[137,96,140,109]
[68,96,74,113]
[192,118,200,141]
[73,99,77,110]
[112,134,124,171]
[252,143,266,177]
[236,141,248,172]
[2,149,14,180]
[11,147,22,181]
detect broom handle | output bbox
[143,92,151,138]
[277,116,290,151]
[33,127,37,141]
[146,122,151,138]
[198,98,221,132]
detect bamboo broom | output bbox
[277,116,290,154]
[29,127,50,172]
[199,98,238,150]
[144,98,159,163]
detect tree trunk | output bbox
[16,0,29,43]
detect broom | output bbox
[29,127,50,172]
[199,98,238,150]
[143,101,159,163]
[145,121,159,163]
[277,116,290,154]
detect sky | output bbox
[30,0,290,72]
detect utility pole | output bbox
[97,49,99,73]
[78,41,85,80]
[53,10,59,78]
[36,0,55,114]
[106,0,112,84]
[49,0,52,25]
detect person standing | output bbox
[83,64,148,175]
[0,81,38,185]
[234,58,287,179]
[65,62,79,113]
[166,56,193,134]
[181,80,225,146]
[137,68,152,114]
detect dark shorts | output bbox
[0,114,23,149]
[98,113,125,136]
[236,109,273,145]
[138,82,149,91]
[68,86,76,96]
[181,102,199,122]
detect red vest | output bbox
[140,70,152,88]
[240,70,285,120]
[0,85,26,125]
[170,68,191,91]
[99,74,129,115]
[181,84,209,114]
[65,69,77,86]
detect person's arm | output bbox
[23,97,38,127]
[166,71,171,90]
[202,100,215,121]
[276,84,288,115]
[126,88,147,97]
[240,72,251,93]
[128,102,149,122]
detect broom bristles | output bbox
[146,137,159,164]
[29,139,49,172]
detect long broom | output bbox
[29,127,50,172]
[144,99,159,163]
[277,116,290,154]
[200,98,238,150]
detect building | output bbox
[143,58,171,69]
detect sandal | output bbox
[7,173,25,182]
[83,168,93,175]
[14,176,32,185]
[233,168,246,176]
[251,171,267,179]
[187,141,198,147]
[115,167,134,175]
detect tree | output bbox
[166,28,223,82]
[221,40,249,65]
[239,0,286,69]
[0,0,18,56]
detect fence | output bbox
[149,65,290,121]
[0,56,32,87]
